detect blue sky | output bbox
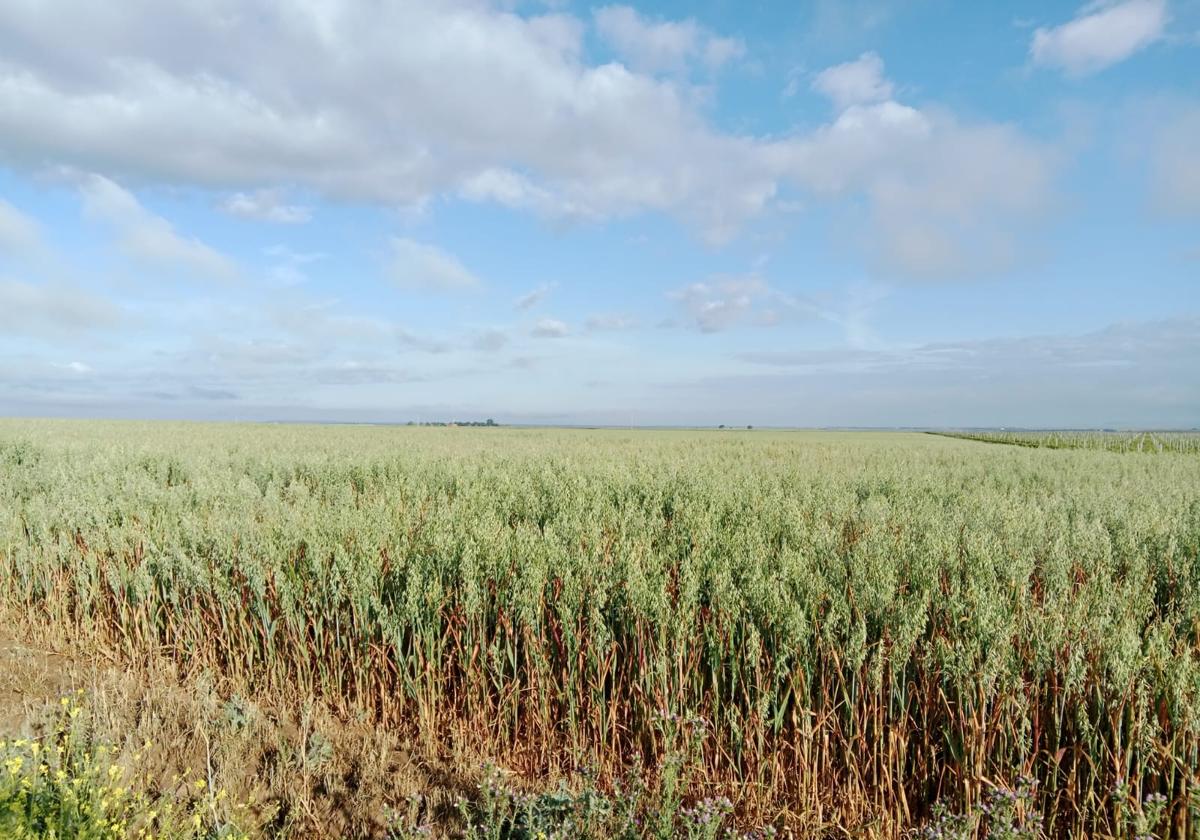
[0,0,1197,427]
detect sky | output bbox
[0,0,1197,428]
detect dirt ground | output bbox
[0,624,80,735]
[0,619,467,837]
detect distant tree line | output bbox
[406,419,499,427]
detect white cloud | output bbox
[531,318,569,338]
[268,291,492,357]
[472,328,509,351]
[80,174,236,279]
[0,278,124,335]
[196,336,320,371]
[703,35,746,70]
[811,52,894,110]
[669,276,793,332]
[804,57,1034,287]
[776,102,1056,278]
[387,237,480,292]
[458,168,575,218]
[264,245,325,286]
[0,198,41,254]
[735,316,1200,378]
[593,5,744,74]
[311,361,421,386]
[0,2,765,240]
[514,282,555,310]
[222,189,311,223]
[781,67,805,100]
[1031,0,1168,75]
[268,297,389,343]
[396,327,452,354]
[689,316,1200,427]
[0,1,1059,274]
[585,313,637,330]
[1144,101,1200,215]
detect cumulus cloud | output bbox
[0,198,41,254]
[514,282,555,310]
[221,189,312,223]
[531,318,569,338]
[458,168,566,217]
[776,99,1056,278]
[668,276,798,332]
[80,174,236,279]
[387,237,480,292]
[1031,0,1168,75]
[811,52,894,110]
[0,2,766,240]
[593,5,745,74]
[0,1,1060,275]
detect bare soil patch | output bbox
[0,616,467,837]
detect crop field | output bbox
[1,419,1198,838]
[930,430,1200,455]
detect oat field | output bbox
[1,419,1198,838]
[930,430,1200,455]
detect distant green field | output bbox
[931,429,1200,454]
[1,419,1198,837]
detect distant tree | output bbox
[747,425,753,430]
[486,418,496,426]
[718,424,726,429]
